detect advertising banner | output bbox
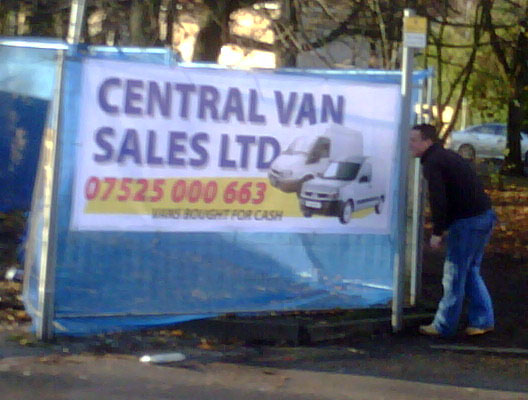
[71,59,401,234]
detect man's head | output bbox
[410,124,437,157]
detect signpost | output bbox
[403,15,427,49]
[393,9,428,331]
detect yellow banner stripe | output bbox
[83,176,374,219]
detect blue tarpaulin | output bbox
[9,38,431,336]
[0,40,59,212]
[0,38,177,213]
[0,92,48,212]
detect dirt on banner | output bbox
[0,175,527,395]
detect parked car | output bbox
[446,123,528,163]
[298,156,385,224]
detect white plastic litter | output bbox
[5,266,23,282]
[139,352,186,364]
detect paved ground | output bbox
[0,350,526,400]
[1,324,527,400]
[1,180,527,399]
[1,245,527,399]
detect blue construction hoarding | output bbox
[1,39,430,336]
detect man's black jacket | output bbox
[420,143,491,235]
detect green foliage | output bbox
[466,50,508,124]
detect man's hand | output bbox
[429,234,443,249]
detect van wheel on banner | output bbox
[375,195,385,215]
[301,206,313,218]
[339,200,354,224]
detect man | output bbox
[410,124,496,337]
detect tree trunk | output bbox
[165,0,176,47]
[193,17,224,62]
[193,0,238,62]
[503,83,526,175]
[503,18,528,175]
[25,0,57,36]
[275,0,297,68]
[129,0,144,45]
[482,0,528,176]
[129,0,161,46]
[0,0,18,35]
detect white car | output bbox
[446,123,528,163]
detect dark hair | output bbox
[412,124,437,142]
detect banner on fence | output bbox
[71,59,401,234]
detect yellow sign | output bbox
[404,16,427,34]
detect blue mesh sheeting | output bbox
[0,39,175,213]
[0,92,48,212]
[82,45,176,64]
[15,41,431,335]
[0,41,58,213]
[11,40,180,334]
[178,62,432,84]
[0,40,60,100]
[47,57,430,335]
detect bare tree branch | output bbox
[430,17,516,29]
[481,0,512,76]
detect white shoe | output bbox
[465,326,494,336]
[419,324,441,336]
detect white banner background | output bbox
[71,59,401,233]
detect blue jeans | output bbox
[433,209,496,336]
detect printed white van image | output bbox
[299,156,385,224]
[268,125,363,193]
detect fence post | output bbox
[410,72,432,306]
[36,0,87,341]
[392,8,417,332]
